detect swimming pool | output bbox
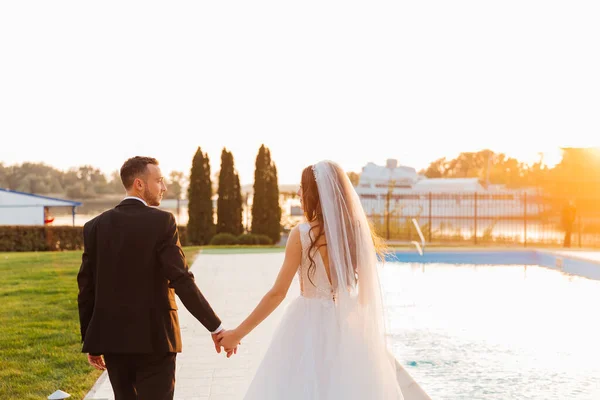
[382,252,600,400]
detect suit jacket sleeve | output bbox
[77,221,96,344]
[158,213,221,332]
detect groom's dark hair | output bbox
[120,156,159,189]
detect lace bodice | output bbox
[297,223,335,301]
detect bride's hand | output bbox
[217,329,242,356]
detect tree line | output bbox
[420,149,548,188]
[5,148,593,198]
[0,163,123,198]
[418,148,600,197]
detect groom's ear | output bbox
[133,177,144,190]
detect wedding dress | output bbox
[243,161,404,400]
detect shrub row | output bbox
[0,226,84,252]
[0,226,273,251]
[210,233,273,246]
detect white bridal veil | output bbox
[312,161,403,399]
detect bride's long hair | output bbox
[300,164,385,287]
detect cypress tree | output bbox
[217,148,243,235]
[187,147,215,245]
[251,144,281,243]
[251,145,268,235]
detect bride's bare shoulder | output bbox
[285,225,303,252]
[295,222,311,233]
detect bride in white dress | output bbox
[218,160,404,399]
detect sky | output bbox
[1,1,598,184]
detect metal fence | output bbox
[360,192,600,248]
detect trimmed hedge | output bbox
[254,234,273,245]
[0,225,273,251]
[0,226,84,252]
[209,233,239,245]
[237,233,273,245]
[0,225,189,252]
[209,233,274,246]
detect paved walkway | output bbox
[84,252,428,400]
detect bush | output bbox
[236,233,273,245]
[0,226,83,252]
[237,233,260,245]
[255,234,273,245]
[209,233,239,245]
[45,226,84,250]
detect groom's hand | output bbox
[87,354,106,370]
[211,332,223,354]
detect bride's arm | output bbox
[218,226,302,348]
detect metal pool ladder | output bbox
[410,218,426,256]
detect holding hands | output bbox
[211,329,241,358]
[217,329,243,351]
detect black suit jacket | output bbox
[77,198,221,354]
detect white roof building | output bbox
[355,159,539,218]
[0,188,82,226]
[356,159,485,196]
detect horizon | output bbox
[1,147,567,186]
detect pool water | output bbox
[381,263,600,400]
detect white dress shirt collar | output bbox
[123,196,148,206]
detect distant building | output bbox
[355,159,539,218]
[0,188,82,226]
[356,159,484,197]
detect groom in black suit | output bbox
[77,156,235,400]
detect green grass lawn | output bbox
[0,246,202,400]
